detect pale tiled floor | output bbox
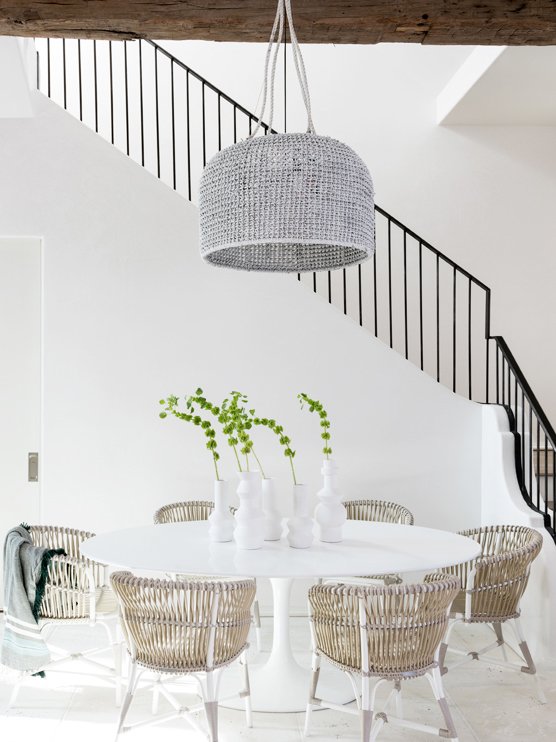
[1,617,555,741]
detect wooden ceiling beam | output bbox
[1,1,556,45]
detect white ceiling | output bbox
[438,46,556,126]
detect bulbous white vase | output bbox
[234,470,265,550]
[287,483,314,549]
[315,459,347,543]
[208,479,235,543]
[262,478,283,541]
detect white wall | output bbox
[160,40,556,425]
[1,45,554,651]
[481,406,556,656]
[0,90,482,540]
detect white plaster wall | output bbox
[160,40,556,425]
[481,405,556,657]
[0,92,482,543]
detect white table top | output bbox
[81,521,481,579]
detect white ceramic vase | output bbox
[262,478,283,541]
[287,483,314,549]
[315,459,347,543]
[208,479,235,543]
[234,470,265,550]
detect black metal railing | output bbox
[34,37,555,542]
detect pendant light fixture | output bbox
[199,0,375,273]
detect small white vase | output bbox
[234,470,265,550]
[287,483,314,549]
[315,459,347,543]
[262,478,282,541]
[208,479,235,543]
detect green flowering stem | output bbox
[251,449,266,479]
[159,395,221,480]
[297,392,332,460]
[226,391,257,474]
[187,388,244,472]
[249,412,297,485]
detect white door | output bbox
[0,237,41,607]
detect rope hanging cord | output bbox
[199,0,375,273]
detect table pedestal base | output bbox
[220,577,355,713]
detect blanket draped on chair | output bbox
[1,525,64,674]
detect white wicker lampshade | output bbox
[199,132,374,272]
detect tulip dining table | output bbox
[81,520,481,713]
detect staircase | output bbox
[34,37,556,543]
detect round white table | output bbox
[81,521,481,713]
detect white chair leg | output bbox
[152,677,161,715]
[240,650,252,728]
[394,680,403,719]
[203,670,218,742]
[429,666,459,741]
[8,678,22,709]
[512,617,546,704]
[253,599,262,653]
[493,622,508,663]
[114,659,140,741]
[104,620,123,706]
[304,650,321,737]
[361,675,373,742]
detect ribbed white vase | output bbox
[315,459,347,543]
[287,483,314,549]
[262,478,282,541]
[234,470,265,550]
[208,479,235,543]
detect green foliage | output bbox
[159,395,221,480]
[298,392,333,459]
[185,388,257,473]
[250,411,297,484]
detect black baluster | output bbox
[62,39,67,109]
[109,41,114,145]
[93,40,98,133]
[78,40,83,121]
[452,266,457,393]
[124,41,129,155]
[403,232,408,359]
[358,263,363,327]
[139,40,144,167]
[155,47,160,179]
[171,60,176,190]
[468,279,472,399]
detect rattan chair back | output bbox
[28,525,104,619]
[440,525,542,622]
[344,499,414,525]
[153,500,215,524]
[309,578,459,679]
[111,572,255,673]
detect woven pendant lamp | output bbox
[199,0,375,273]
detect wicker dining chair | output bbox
[319,499,414,590]
[305,578,461,741]
[111,571,255,741]
[344,499,414,527]
[430,524,545,703]
[8,525,121,707]
[153,500,262,652]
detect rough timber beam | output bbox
[1,1,556,45]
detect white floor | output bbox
[1,617,555,741]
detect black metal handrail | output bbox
[34,37,555,542]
